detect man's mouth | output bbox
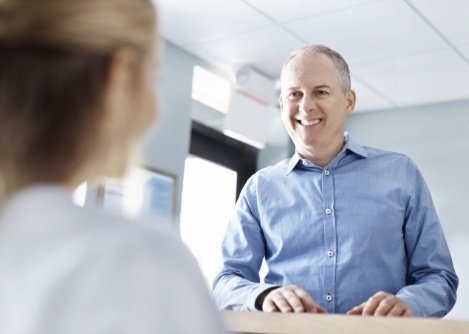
[296,119,322,126]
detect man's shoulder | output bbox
[361,145,412,164]
[254,157,292,178]
[355,145,424,179]
[240,158,292,196]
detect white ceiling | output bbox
[156,0,469,112]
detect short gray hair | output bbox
[281,44,351,94]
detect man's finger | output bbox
[271,294,294,312]
[280,289,306,313]
[374,296,395,316]
[387,303,407,317]
[293,287,327,313]
[389,302,413,317]
[263,297,280,312]
[346,304,364,315]
[362,292,387,316]
[403,307,413,317]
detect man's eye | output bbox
[288,92,302,99]
[316,90,329,97]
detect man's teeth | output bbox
[300,119,321,126]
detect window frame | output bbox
[189,120,258,199]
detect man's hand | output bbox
[262,285,327,313]
[346,291,412,317]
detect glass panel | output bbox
[191,65,231,114]
[180,155,237,288]
[72,182,87,207]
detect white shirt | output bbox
[0,185,226,334]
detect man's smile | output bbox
[296,118,323,126]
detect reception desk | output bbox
[223,311,469,334]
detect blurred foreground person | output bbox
[0,0,225,332]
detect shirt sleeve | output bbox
[212,175,278,311]
[396,158,458,317]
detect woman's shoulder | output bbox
[0,185,225,333]
[1,184,193,268]
[71,205,194,268]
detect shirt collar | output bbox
[285,133,368,175]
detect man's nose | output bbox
[299,94,315,114]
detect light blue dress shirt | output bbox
[213,135,458,317]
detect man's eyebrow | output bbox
[284,84,332,90]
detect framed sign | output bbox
[100,166,176,225]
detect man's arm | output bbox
[395,159,458,317]
[212,177,277,311]
[351,159,458,317]
[346,158,457,317]
[213,176,327,313]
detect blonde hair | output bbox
[0,0,155,54]
[0,0,157,199]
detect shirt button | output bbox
[325,208,332,215]
[327,250,334,257]
[325,294,333,302]
[302,161,308,166]
[324,170,330,176]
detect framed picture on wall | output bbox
[99,166,176,225]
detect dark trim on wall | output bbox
[189,120,258,199]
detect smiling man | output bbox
[213,45,458,317]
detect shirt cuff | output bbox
[396,290,420,317]
[246,284,280,311]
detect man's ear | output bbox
[345,89,356,116]
[278,94,284,111]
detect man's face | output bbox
[279,52,355,160]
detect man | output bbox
[213,45,458,317]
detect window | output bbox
[180,156,237,287]
[72,182,87,207]
[100,167,176,224]
[180,121,258,287]
[191,65,231,114]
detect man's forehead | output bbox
[287,52,333,71]
[281,53,336,87]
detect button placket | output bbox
[322,164,336,313]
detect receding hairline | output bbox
[280,45,351,94]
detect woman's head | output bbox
[0,0,158,197]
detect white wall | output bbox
[143,41,237,224]
[141,40,194,221]
[347,99,469,320]
[257,110,292,169]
